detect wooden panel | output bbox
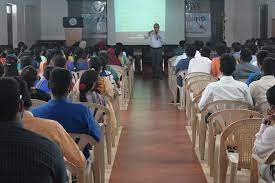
[65,28,82,46]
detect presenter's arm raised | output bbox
[144,30,153,39]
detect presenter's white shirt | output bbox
[145,31,165,48]
[173,51,201,66]
[188,56,212,74]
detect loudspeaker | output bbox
[63,17,84,28]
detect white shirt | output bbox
[250,55,258,66]
[249,75,275,107]
[253,123,275,158]
[198,76,253,110]
[144,31,165,48]
[188,56,212,74]
[173,51,201,66]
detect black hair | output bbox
[52,55,66,68]
[216,44,227,56]
[49,68,72,97]
[99,51,108,61]
[79,70,99,102]
[45,49,54,65]
[231,42,241,52]
[4,55,19,77]
[0,77,20,121]
[246,43,258,55]
[179,40,186,48]
[89,56,102,72]
[13,76,32,110]
[201,47,211,58]
[194,40,204,51]
[266,85,275,106]
[73,47,85,71]
[43,66,54,80]
[185,44,196,58]
[261,57,275,76]
[21,66,37,89]
[256,50,270,66]
[20,56,33,69]
[220,54,236,76]
[240,48,253,63]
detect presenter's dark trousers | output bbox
[151,47,163,78]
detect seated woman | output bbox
[21,66,51,102]
[67,47,89,72]
[107,48,122,66]
[35,66,54,94]
[4,54,19,77]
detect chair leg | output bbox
[208,134,215,177]
[105,124,112,165]
[199,122,207,160]
[191,104,197,148]
[230,161,238,183]
[250,158,259,183]
[213,143,219,183]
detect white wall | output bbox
[0,0,40,46]
[41,0,68,40]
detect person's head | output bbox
[266,85,275,114]
[73,47,85,71]
[79,41,87,49]
[231,42,241,53]
[201,47,211,58]
[79,70,99,102]
[185,44,196,58]
[43,66,54,80]
[220,54,236,76]
[240,48,252,63]
[247,43,258,55]
[99,51,108,61]
[0,77,24,121]
[256,50,270,67]
[179,40,186,48]
[216,44,227,56]
[261,57,275,76]
[21,66,38,89]
[49,68,72,98]
[4,54,19,77]
[45,49,54,64]
[89,56,102,72]
[153,23,160,32]
[20,56,32,70]
[194,40,204,51]
[13,76,32,110]
[52,55,66,68]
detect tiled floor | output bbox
[109,76,207,183]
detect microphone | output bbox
[156,31,158,40]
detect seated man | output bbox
[253,85,275,182]
[188,46,212,74]
[249,57,275,107]
[175,44,196,87]
[31,68,102,157]
[233,48,260,80]
[231,42,242,62]
[0,77,66,182]
[173,40,185,56]
[198,54,253,111]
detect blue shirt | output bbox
[35,78,51,94]
[246,71,262,85]
[176,57,192,87]
[66,59,89,72]
[31,99,102,142]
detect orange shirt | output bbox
[211,57,221,78]
[23,112,86,169]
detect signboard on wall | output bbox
[186,13,211,38]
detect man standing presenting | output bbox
[145,23,165,79]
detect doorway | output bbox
[6,4,13,46]
[259,4,268,39]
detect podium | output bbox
[64,28,83,47]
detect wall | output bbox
[41,0,68,40]
[225,0,258,45]
[0,0,40,47]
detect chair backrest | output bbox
[168,56,177,66]
[69,133,97,151]
[176,70,188,87]
[80,102,110,123]
[189,80,215,98]
[30,99,47,109]
[185,74,216,91]
[208,109,263,134]
[256,101,269,115]
[72,70,85,84]
[220,118,262,169]
[201,100,253,123]
[185,72,212,83]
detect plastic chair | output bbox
[72,71,85,85]
[30,99,47,109]
[65,159,85,183]
[176,70,188,110]
[256,101,269,115]
[81,102,113,165]
[198,100,253,160]
[207,109,263,178]
[218,118,262,183]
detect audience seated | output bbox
[52,54,67,68]
[174,43,201,67]
[247,43,258,66]
[31,68,102,158]
[18,56,39,70]
[35,66,54,94]
[246,50,270,85]
[173,40,186,56]
[39,49,54,75]
[175,44,196,87]
[233,48,260,80]
[253,85,275,182]
[231,42,242,62]
[21,66,51,102]
[211,43,227,78]
[4,54,19,77]
[188,46,212,74]
[0,77,67,182]
[198,54,253,110]
[67,47,89,72]
[249,57,275,107]
[107,48,122,66]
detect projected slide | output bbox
[115,0,166,32]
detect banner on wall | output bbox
[186,13,211,38]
